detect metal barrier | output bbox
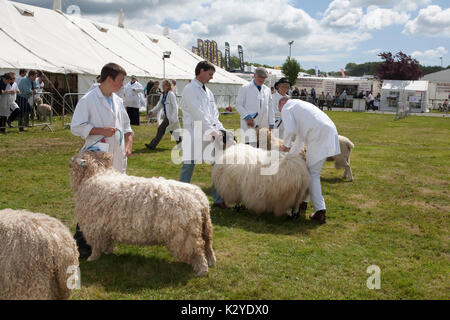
[430,99,449,112]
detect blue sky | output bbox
[15,0,450,72]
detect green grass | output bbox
[0,112,449,300]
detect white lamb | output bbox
[34,97,52,122]
[0,208,79,300]
[212,144,310,217]
[70,151,216,276]
[327,135,355,181]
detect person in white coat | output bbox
[4,73,20,129]
[235,67,274,146]
[145,79,181,150]
[272,77,291,139]
[123,75,144,126]
[71,63,134,259]
[278,97,341,224]
[179,61,228,209]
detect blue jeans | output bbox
[179,161,224,204]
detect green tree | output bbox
[281,58,301,86]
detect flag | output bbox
[340,68,345,78]
[315,66,319,77]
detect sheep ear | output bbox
[77,159,86,167]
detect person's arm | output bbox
[124,132,133,157]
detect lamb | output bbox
[34,97,52,122]
[326,135,355,181]
[70,151,215,276]
[212,144,310,217]
[0,208,79,300]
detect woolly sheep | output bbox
[34,97,52,122]
[0,209,79,300]
[70,151,215,276]
[212,144,310,217]
[327,135,355,181]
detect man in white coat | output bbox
[236,67,274,146]
[278,97,341,224]
[179,61,228,209]
[71,63,134,259]
[123,75,144,126]
[272,77,291,139]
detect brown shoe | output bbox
[299,202,308,212]
[310,210,326,224]
[213,202,229,209]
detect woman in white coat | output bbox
[145,79,181,150]
[70,63,134,260]
[123,75,145,126]
[279,97,341,224]
[271,77,290,139]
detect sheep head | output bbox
[34,97,43,106]
[69,151,113,192]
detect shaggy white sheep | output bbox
[327,135,355,181]
[0,208,79,300]
[212,144,310,217]
[70,151,215,276]
[34,97,52,122]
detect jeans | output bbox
[179,161,224,204]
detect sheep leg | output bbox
[192,253,209,277]
[344,164,353,182]
[87,248,102,261]
[104,240,115,255]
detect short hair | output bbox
[278,96,291,107]
[195,61,215,76]
[254,67,268,78]
[19,69,27,75]
[100,63,127,82]
[2,73,12,80]
[28,70,37,77]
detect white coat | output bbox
[235,81,274,131]
[181,78,224,163]
[123,81,144,109]
[5,82,19,117]
[272,90,287,138]
[281,99,341,167]
[151,90,181,133]
[71,87,133,173]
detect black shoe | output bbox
[310,210,326,224]
[299,202,308,212]
[6,121,12,128]
[286,211,300,221]
[145,143,155,150]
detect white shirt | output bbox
[71,87,134,173]
[282,99,341,167]
[180,78,224,162]
[235,80,274,131]
[123,81,144,109]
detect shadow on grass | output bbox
[320,177,349,184]
[201,186,321,236]
[133,147,171,154]
[79,252,193,292]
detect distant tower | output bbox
[118,9,125,28]
[53,0,62,11]
[163,23,170,37]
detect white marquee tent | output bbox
[380,80,429,112]
[0,0,246,97]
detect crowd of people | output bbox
[0,69,46,133]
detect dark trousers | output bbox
[8,108,20,123]
[0,116,6,133]
[148,117,181,149]
[126,107,140,126]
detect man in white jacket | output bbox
[235,67,274,146]
[278,97,341,224]
[71,63,134,259]
[179,61,228,209]
[123,75,144,126]
[272,77,291,139]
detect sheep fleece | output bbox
[0,209,79,300]
[70,151,215,275]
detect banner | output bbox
[205,40,210,61]
[323,80,336,95]
[211,41,217,65]
[238,45,244,72]
[197,39,204,59]
[192,47,199,56]
[315,66,319,77]
[217,51,223,68]
[340,68,345,78]
[225,42,231,70]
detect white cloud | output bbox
[411,46,448,65]
[360,6,410,30]
[322,0,363,29]
[366,48,382,55]
[403,5,450,37]
[352,0,431,12]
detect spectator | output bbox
[292,87,300,97]
[0,73,11,133]
[340,90,347,108]
[148,80,162,109]
[17,70,38,131]
[123,75,145,126]
[326,92,334,110]
[171,79,178,96]
[145,79,181,150]
[366,91,375,110]
[4,73,20,129]
[318,92,325,110]
[311,88,317,105]
[442,99,448,112]
[15,69,27,86]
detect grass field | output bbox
[0,112,449,300]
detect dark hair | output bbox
[100,63,127,82]
[19,69,27,76]
[2,73,12,80]
[28,70,37,77]
[195,61,215,76]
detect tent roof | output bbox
[0,0,246,85]
[382,80,428,91]
[421,68,450,82]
